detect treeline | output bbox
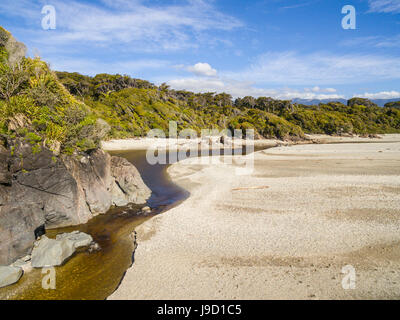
[55,71,400,140]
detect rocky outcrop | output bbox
[0,140,151,265]
[0,266,23,288]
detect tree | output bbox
[0,30,28,100]
[0,60,28,100]
[214,93,232,107]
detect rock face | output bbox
[0,204,45,267]
[0,140,151,265]
[0,266,23,288]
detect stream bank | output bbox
[0,149,187,300]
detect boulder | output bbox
[31,236,75,268]
[0,266,23,288]
[56,231,93,249]
[142,206,151,213]
[110,156,151,206]
[88,242,101,253]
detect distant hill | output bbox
[292,98,400,107]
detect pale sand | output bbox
[101,134,400,152]
[101,137,281,151]
[109,136,400,300]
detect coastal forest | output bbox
[1,26,400,156]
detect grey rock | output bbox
[31,236,75,268]
[142,206,151,213]
[88,242,101,253]
[0,266,23,288]
[66,149,113,216]
[110,156,151,206]
[56,231,93,249]
[0,204,45,265]
[0,140,151,265]
[80,156,89,164]
[0,146,11,185]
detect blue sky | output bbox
[0,0,399,99]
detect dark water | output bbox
[111,150,189,210]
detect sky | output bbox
[0,0,399,100]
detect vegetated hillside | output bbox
[56,72,304,140]
[0,27,108,155]
[56,71,400,140]
[1,25,399,153]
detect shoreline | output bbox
[101,134,400,152]
[108,134,400,299]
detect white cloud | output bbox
[341,34,400,48]
[368,0,400,13]
[224,51,400,85]
[356,91,400,99]
[312,86,321,92]
[325,88,337,93]
[281,1,319,10]
[187,63,217,77]
[0,0,243,52]
[167,50,400,100]
[167,77,344,100]
[304,87,337,93]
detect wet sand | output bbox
[110,136,400,300]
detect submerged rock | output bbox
[88,242,101,253]
[0,266,23,288]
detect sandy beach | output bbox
[109,135,400,300]
[101,134,400,152]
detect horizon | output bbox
[0,0,399,100]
